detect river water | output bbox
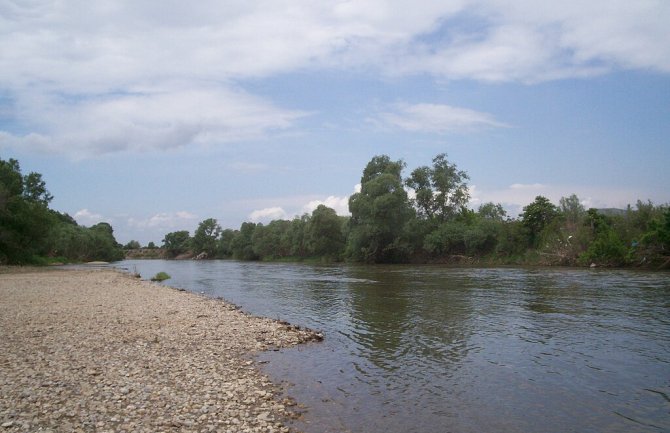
[118,260,670,433]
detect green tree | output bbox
[347,155,413,263]
[306,205,345,258]
[638,206,669,262]
[23,172,53,206]
[0,158,56,263]
[477,202,507,221]
[217,229,236,258]
[192,218,222,257]
[230,222,258,260]
[252,220,292,259]
[124,240,141,249]
[521,196,560,247]
[579,208,627,266]
[162,230,191,257]
[88,223,124,261]
[405,153,470,222]
[285,215,309,258]
[559,194,586,226]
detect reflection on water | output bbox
[118,260,670,433]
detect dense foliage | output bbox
[161,154,668,268]
[3,156,666,268]
[0,158,124,264]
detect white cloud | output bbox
[375,102,508,133]
[470,183,649,218]
[1,0,668,156]
[128,211,197,230]
[249,207,287,223]
[509,183,546,190]
[1,1,666,88]
[300,184,362,216]
[73,208,106,226]
[302,195,350,216]
[396,0,670,82]
[1,86,307,157]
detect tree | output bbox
[217,229,236,257]
[521,196,560,247]
[405,153,470,222]
[192,218,222,257]
[285,214,309,258]
[88,223,124,261]
[306,205,345,258]
[347,155,413,263]
[252,220,291,259]
[162,230,191,257]
[0,158,56,263]
[559,194,585,225]
[478,202,507,221]
[23,172,53,206]
[124,240,141,249]
[230,222,258,260]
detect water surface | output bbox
[119,260,670,433]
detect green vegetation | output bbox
[3,155,667,268]
[0,158,124,265]
[150,271,171,282]
[123,240,141,250]
[161,154,668,269]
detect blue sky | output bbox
[1,1,669,245]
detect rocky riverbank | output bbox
[0,268,322,432]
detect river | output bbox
[117,260,670,433]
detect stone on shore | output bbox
[0,268,321,432]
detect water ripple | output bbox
[118,260,670,433]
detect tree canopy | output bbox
[0,158,123,264]
[347,155,413,263]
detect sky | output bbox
[1,0,669,245]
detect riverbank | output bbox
[0,268,322,432]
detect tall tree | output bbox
[477,202,507,221]
[0,158,55,263]
[306,205,345,258]
[230,222,258,260]
[405,153,470,222]
[192,218,222,257]
[162,230,191,257]
[347,155,413,263]
[559,194,585,225]
[521,196,560,247]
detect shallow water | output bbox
[118,260,670,433]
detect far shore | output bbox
[0,267,321,432]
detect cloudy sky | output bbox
[1,0,669,245]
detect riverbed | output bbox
[119,260,670,433]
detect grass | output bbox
[150,271,171,282]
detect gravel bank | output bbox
[0,268,322,432]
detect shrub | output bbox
[151,272,171,282]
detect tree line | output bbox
[2,155,666,267]
[0,158,124,264]
[156,154,669,268]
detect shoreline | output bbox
[0,268,322,432]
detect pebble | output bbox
[0,269,322,432]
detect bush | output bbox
[579,230,627,266]
[151,272,171,282]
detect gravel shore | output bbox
[0,268,322,432]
